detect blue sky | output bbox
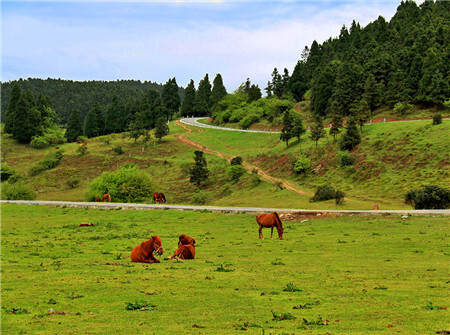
[2,0,401,91]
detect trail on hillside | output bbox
[174,120,310,196]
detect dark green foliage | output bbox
[12,92,41,143]
[86,165,153,203]
[210,74,227,109]
[154,118,169,143]
[335,190,345,205]
[404,185,450,209]
[329,110,343,142]
[289,60,308,101]
[1,164,16,181]
[339,118,361,151]
[271,311,296,321]
[189,150,209,187]
[4,84,21,134]
[1,181,37,200]
[280,110,294,147]
[65,110,83,142]
[227,165,246,181]
[309,117,326,147]
[432,113,442,125]
[339,151,355,167]
[105,96,126,134]
[196,74,212,115]
[291,114,306,141]
[66,177,80,188]
[181,80,196,117]
[28,150,64,176]
[112,146,124,155]
[84,104,102,138]
[125,300,156,311]
[310,184,336,202]
[161,77,181,120]
[230,156,242,166]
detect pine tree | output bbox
[12,94,41,143]
[189,150,209,187]
[65,109,83,142]
[271,68,283,98]
[93,103,105,135]
[291,114,306,141]
[210,74,227,110]
[162,77,181,120]
[280,110,294,147]
[84,107,99,138]
[140,89,163,129]
[265,81,273,97]
[181,80,196,117]
[247,84,262,102]
[329,109,343,143]
[154,118,169,143]
[4,84,22,134]
[196,74,212,115]
[362,74,379,114]
[309,117,326,147]
[289,61,308,101]
[354,99,370,132]
[339,118,361,151]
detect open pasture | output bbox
[1,204,449,334]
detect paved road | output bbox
[2,200,449,217]
[180,117,280,133]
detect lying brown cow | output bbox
[170,234,196,260]
[130,236,163,263]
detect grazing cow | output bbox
[256,212,284,240]
[101,194,111,202]
[79,222,94,226]
[130,236,164,263]
[170,234,196,260]
[94,198,100,202]
[55,147,59,150]
[80,141,87,146]
[152,192,166,204]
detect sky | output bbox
[1,0,402,91]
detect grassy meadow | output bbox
[1,204,449,334]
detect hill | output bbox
[1,118,448,210]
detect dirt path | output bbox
[174,120,310,196]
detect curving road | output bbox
[1,200,449,217]
[180,117,280,133]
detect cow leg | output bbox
[271,226,274,239]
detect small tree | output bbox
[230,156,243,166]
[291,114,306,142]
[405,185,450,209]
[329,111,343,143]
[339,118,361,151]
[280,110,294,147]
[154,119,169,143]
[432,113,442,125]
[309,117,326,147]
[189,151,209,187]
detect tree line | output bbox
[267,0,449,117]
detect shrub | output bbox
[1,181,37,200]
[310,184,336,202]
[339,151,355,167]
[1,164,16,182]
[432,113,442,125]
[66,177,80,188]
[230,156,243,166]
[191,191,207,205]
[335,190,345,205]
[239,113,260,129]
[227,165,246,181]
[86,166,153,203]
[76,136,88,143]
[77,145,88,156]
[28,150,64,176]
[293,155,311,174]
[112,145,124,155]
[30,136,50,149]
[99,136,110,145]
[404,185,450,209]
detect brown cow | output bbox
[170,234,196,260]
[101,194,111,202]
[130,236,163,263]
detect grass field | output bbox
[1,204,448,334]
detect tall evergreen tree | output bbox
[154,118,169,143]
[12,94,41,143]
[93,103,105,135]
[84,107,99,138]
[161,77,181,120]
[4,84,22,134]
[196,74,212,114]
[140,89,163,129]
[339,118,361,151]
[65,109,83,142]
[291,114,306,141]
[271,68,283,98]
[189,150,209,187]
[210,74,227,109]
[329,109,343,143]
[247,84,262,102]
[181,80,196,117]
[289,61,308,101]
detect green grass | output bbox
[1,204,449,334]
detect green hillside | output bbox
[2,118,448,210]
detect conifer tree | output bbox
[65,109,83,142]
[196,74,212,114]
[329,110,343,143]
[210,74,227,109]
[280,110,294,147]
[162,77,181,120]
[189,150,209,187]
[247,84,262,102]
[181,79,196,117]
[289,61,308,101]
[309,117,326,147]
[291,114,306,141]
[93,103,105,135]
[4,84,22,134]
[12,94,41,143]
[339,118,361,151]
[154,118,169,143]
[84,107,99,138]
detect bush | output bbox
[1,164,16,182]
[339,151,355,167]
[335,190,345,205]
[191,191,207,205]
[85,165,153,203]
[432,113,442,125]
[30,127,66,149]
[112,146,124,155]
[310,184,336,202]
[28,150,64,176]
[230,156,243,166]
[227,165,246,181]
[239,113,260,129]
[404,185,450,209]
[1,181,37,200]
[67,177,80,188]
[76,136,88,143]
[30,136,50,149]
[293,155,311,174]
